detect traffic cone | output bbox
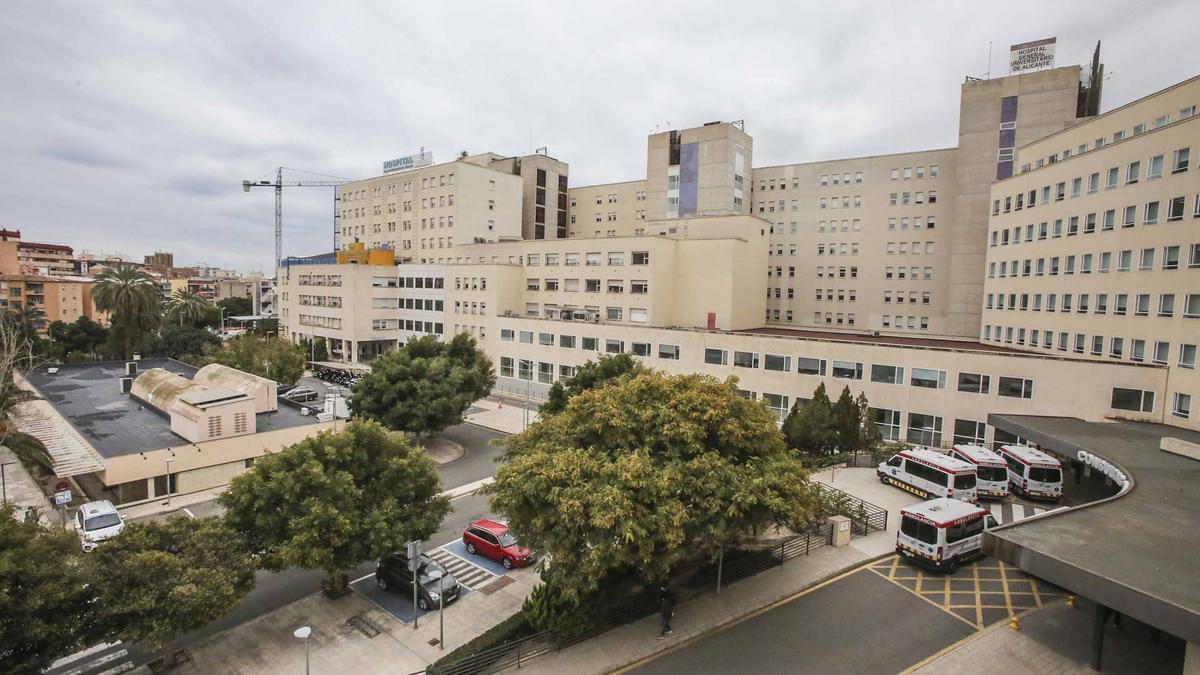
[1009,615,1021,631]
[497,399,503,409]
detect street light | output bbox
[293,626,312,675]
[162,455,175,507]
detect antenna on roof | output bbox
[986,41,992,79]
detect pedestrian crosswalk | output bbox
[984,500,1061,525]
[427,546,498,589]
[45,642,134,675]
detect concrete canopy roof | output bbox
[983,415,1200,644]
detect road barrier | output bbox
[815,483,889,536]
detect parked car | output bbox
[463,519,535,569]
[375,552,460,610]
[281,386,319,402]
[75,500,125,552]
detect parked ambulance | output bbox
[877,448,978,503]
[999,445,1063,502]
[896,498,998,573]
[950,444,1009,499]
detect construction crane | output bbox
[242,167,350,270]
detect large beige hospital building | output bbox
[278,53,1200,441]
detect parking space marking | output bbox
[868,555,1063,630]
[426,546,498,589]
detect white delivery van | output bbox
[896,498,998,573]
[999,445,1063,502]
[75,500,125,552]
[950,444,1009,499]
[878,448,978,503]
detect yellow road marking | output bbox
[998,559,1015,617]
[973,562,983,627]
[866,564,978,630]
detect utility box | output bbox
[827,515,852,548]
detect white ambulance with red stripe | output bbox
[999,445,1063,502]
[896,498,998,572]
[877,448,978,503]
[950,444,1009,499]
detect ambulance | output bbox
[896,498,998,573]
[999,445,1063,502]
[878,448,978,503]
[949,444,1009,499]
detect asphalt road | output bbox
[51,421,507,675]
[629,566,976,675]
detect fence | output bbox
[815,483,889,536]
[423,524,835,675]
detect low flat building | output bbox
[17,358,331,506]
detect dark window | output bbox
[946,517,985,544]
[886,455,902,468]
[536,168,547,188]
[954,473,976,490]
[957,372,990,394]
[1030,467,1062,483]
[900,516,938,545]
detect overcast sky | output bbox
[1,1,1195,274]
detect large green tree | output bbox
[92,264,162,358]
[47,316,108,360]
[143,324,221,360]
[0,503,99,675]
[216,296,253,317]
[350,334,495,434]
[487,371,818,606]
[540,353,645,416]
[220,419,450,595]
[200,334,305,385]
[831,385,860,452]
[781,383,836,454]
[89,516,255,649]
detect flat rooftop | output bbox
[26,359,320,459]
[984,415,1200,644]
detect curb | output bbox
[609,549,896,674]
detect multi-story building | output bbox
[982,74,1200,423]
[0,274,107,333]
[0,229,77,276]
[277,53,1199,435]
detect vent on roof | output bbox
[125,362,138,376]
[119,377,133,394]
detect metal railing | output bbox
[815,483,888,536]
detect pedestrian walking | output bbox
[657,585,674,639]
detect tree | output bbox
[165,289,213,328]
[143,324,221,360]
[541,353,645,416]
[781,383,836,455]
[47,316,108,359]
[201,334,305,385]
[0,503,99,675]
[216,296,252,317]
[0,317,40,448]
[92,264,162,358]
[298,336,328,362]
[487,371,818,607]
[350,334,495,434]
[4,432,53,475]
[831,386,860,452]
[220,419,450,596]
[89,516,255,649]
[855,392,883,452]
[247,317,278,337]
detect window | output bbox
[764,354,791,372]
[733,351,760,368]
[605,306,623,321]
[631,342,651,357]
[998,377,1034,399]
[905,412,942,446]
[518,330,533,344]
[1126,161,1141,184]
[559,334,576,348]
[1173,393,1193,419]
[957,372,990,394]
[500,328,514,342]
[870,364,904,384]
[1160,294,1175,317]
[538,332,553,346]
[797,357,826,376]
[658,344,680,360]
[1111,388,1154,413]
[704,348,727,365]
[910,368,945,389]
[1168,196,1186,221]
[953,419,987,447]
[762,393,789,424]
[871,408,901,441]
[831,360,863,379]
[1186,294,1200,318]
[1173,147,1191,173]
[499,357,514,378]
[1148,154,1164,179]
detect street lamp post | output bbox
[163,456,175,507]
[293,626,312,675]
[1,460,17,504]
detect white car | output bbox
[75,500,125,552]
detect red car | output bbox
[463,519,535,569]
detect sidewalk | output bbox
[514,532,890,675]
[810,465,925,557]
[0,444,57,526]
[464,396,538,435]
[173,565,541,674]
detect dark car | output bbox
[463,519,535,569]
[375,552,460,610]
[282,386,319,402]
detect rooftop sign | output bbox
[383,150,433,174]
[1009,37,1056,73]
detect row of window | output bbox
[372,276,444,289]
[888,191,938,206]
[516,303,649,323]
[1019,107,1195,172]
[889,165,940,181]
[523,251,650,267]
[990,195,1199,247]
[986,291,1200,319]
[982,326,1198,371]
[988,244,1200,278]
[524,278,650,294]
[995,147,1194,216]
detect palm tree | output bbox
[92,264,162,358]
[166,289,212,327]
[5,304,45,344]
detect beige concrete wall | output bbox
[567,179,647,238]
